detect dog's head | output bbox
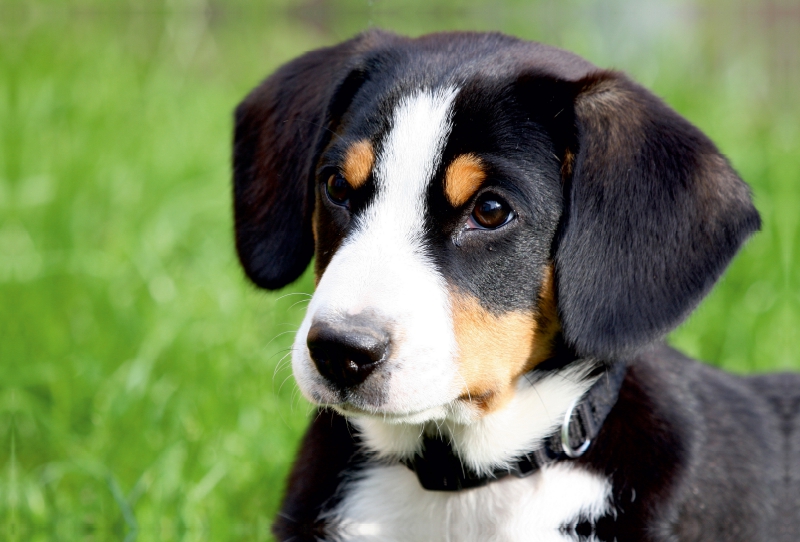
[233,31,759,423]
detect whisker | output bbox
[272,351,294,381]
[531,383,551,419]
[290,385,301,413]
[278,373,296,395]
[266,347,294,363]
[288,299,311,310]
[275,323,301,329]
[275,292,313,302]
[266,329,300,348]
[453,366,472,405]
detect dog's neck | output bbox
[351,360,600,476]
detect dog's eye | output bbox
[469,195,514,229]
[326,173,351,206]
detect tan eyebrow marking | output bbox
[342,140,375,189]
[444,153,487,207]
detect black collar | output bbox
[402,362,627,492]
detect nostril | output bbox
[306,319,390,389]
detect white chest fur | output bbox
[325,462,613,542]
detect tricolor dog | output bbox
[232,31,800,541]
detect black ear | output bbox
[555,72,760,359]
[232,31,391,289]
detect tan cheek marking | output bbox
[452,264,561,414]
[451,293,536,413]
[444,154,486,207]
[342,140,374,189]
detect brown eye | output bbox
[470,196,513,229]
[326,173,351,206]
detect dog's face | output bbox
[233,31,759,425]
[295,83,563,421]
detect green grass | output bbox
[2,1,799,540]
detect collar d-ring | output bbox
[561,396,591,458]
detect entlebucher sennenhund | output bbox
[232,30,800,542]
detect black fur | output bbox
[585,345,799,542]
[233,31,397,289]
[555,73,761,358]
[271,409,364,541]
[234,30,759,356]
[271,346,800,542]
[230,30,796,542]
[427,76,566,315]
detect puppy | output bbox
[232,30,800,542]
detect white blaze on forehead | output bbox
[292,87,462,417]
[362,86,460,243]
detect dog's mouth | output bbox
[332,402,450,424]
[304,374,454,424]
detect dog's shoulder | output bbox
[600,345,793,540]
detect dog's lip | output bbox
[332,402,449,424]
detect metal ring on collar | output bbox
[561,397,591,458]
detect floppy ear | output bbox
[232,31,390,289]
[554,72,760,359]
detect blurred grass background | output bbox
[1,0,798,540]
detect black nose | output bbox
[306,318,390,389]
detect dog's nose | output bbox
[306,319,390,389]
